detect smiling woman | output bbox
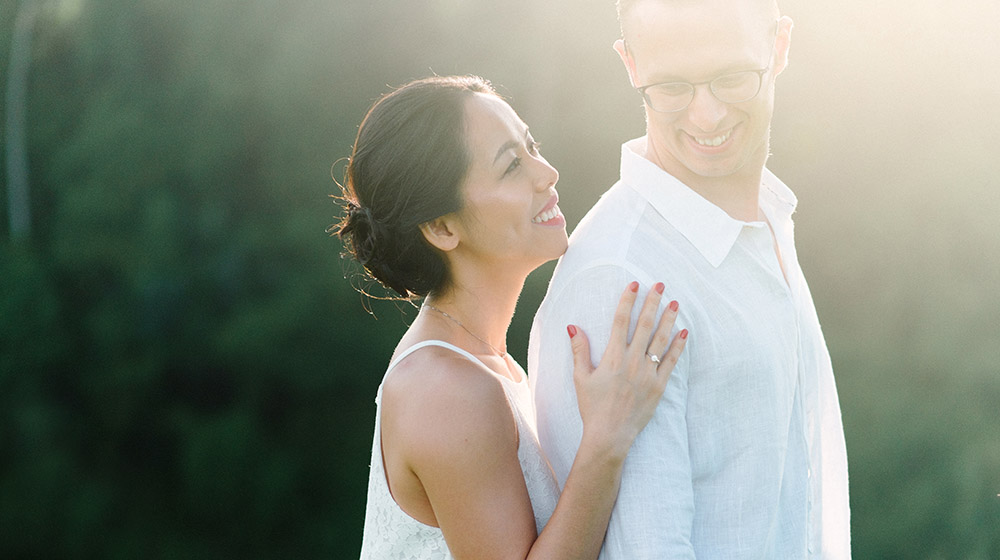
[332,75,688,559]
[443,92,567,277]
[335,76,488,299]
[336,76,568,299]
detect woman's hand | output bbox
[568,281,687,460]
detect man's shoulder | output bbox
[548,192,630,285]
[562,182,642,259]
[761,167,798,215]
[557,178,693,277]
[573,180,641,229]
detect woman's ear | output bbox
[419,216,460,252]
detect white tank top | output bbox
[358,340,560,559]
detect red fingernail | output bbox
[679,329,688,340]
[654,282,664,294]
[669,300,679,312]
[629,281,639,293]
[567,325,577,338]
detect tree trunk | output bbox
[5,0,41,240]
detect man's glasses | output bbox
[635,62,771,113]
[628,22,780,113]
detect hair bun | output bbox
[338,200,412,296]
[346,200,374,228]
[341,200,379,264]
[334,75,497,299]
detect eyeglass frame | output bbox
[625,21,781,113]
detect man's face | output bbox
[617,0,792,187]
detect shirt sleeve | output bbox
[529,265,696,559]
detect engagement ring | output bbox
[646,352,661,364]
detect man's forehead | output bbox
[623,1,774,51]
[621,0,777,38]
[619,0,779,16]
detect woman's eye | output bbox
[528,140,541,155]
[504,156,522,176]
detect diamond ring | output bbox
[646,352,661,364]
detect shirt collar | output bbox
[619,136,798,268]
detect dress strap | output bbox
[385,339,486,374]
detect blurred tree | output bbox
[4,0,41,239]
[1,0,402,555]
[0,0,998,557]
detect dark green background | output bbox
[2,0,998,557]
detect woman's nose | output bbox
[534,157,559,191]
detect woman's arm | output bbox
[532,270,697,559]
[382,282,686,559]
[528,281,685,558]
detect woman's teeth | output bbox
[532,205,561,224]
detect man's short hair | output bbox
[616,0,781,37]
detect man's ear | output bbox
[773,16,794,76]
[419,216,460,252]
[613,39,639,88]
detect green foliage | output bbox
[1,0,998,557]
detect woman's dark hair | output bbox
[332,75,497,299]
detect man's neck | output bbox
[643,139,766,223]
[687,172,763,223]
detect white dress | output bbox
[359,340,561,559]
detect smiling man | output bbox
[528,0,851,558]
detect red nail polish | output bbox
[567,325,577,338]
[629,281,639,293]
[654,282,665,294]
[679,329,688,340]
[669,300,679,312]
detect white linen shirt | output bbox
[528,137,850,559]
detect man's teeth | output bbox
[532,206,561,224]
[695,131,731,147]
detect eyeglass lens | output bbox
[644,70,762,112]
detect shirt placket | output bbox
[751,220,817,557]
[777,229,823,559]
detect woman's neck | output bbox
[424,264,526,358]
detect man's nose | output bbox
[686,85,727,131]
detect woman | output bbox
[335,75,688,559]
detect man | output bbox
[528,0,850,558]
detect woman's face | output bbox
[452,93,567,271]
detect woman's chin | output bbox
[540,239,569,265]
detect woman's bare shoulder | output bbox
[381,344,516,460]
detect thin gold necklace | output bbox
[423,303,508,358]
